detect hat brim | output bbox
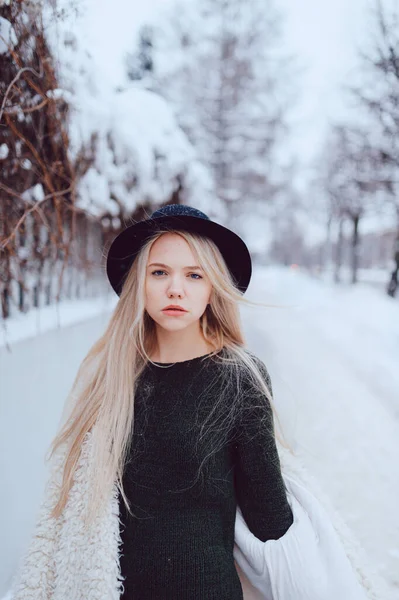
[106,214,252,296]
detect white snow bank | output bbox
[0,293,118,349]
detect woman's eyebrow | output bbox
[148,262,202,270]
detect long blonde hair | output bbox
[47,227,293,528]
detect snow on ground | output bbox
[0,291,118,349]
[243,265,399,597]
[1,264,398,597]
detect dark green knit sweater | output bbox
[118,349,293,599]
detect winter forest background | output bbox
[1,0,399,598]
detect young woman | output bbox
[10,204,375,600]
[106,204,295,599]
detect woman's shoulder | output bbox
[217,347,273,397]
[231,351,275,437]
[239,350,273,392]
[245,350,270,374]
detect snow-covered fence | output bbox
[1,203,106,320]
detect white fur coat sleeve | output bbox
[9,435,125,600]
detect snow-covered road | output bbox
[243,266,399,597]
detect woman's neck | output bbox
[150,341,217,364]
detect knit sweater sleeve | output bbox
[232,357,294,542]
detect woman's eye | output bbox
[150,270,202,279]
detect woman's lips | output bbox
[162,308,187,316]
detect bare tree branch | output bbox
[0,65,43,124]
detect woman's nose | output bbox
[167,279,185,297]
[167,287,184,297]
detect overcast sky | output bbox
[277,0,376,173]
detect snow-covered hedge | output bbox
[42,0,217,220]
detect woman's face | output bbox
[145,232,212,332]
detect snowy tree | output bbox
[127,0,297,235]
[0,0,82,318]
[316,124,381,284]
[350,0,399,294]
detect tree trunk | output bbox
[351,214,360,285]
[323,213,332,271]
[334,218,343,283]
[387,209,399,297]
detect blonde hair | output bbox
[46,227,293,528]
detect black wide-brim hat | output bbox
[106,204,252,296]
